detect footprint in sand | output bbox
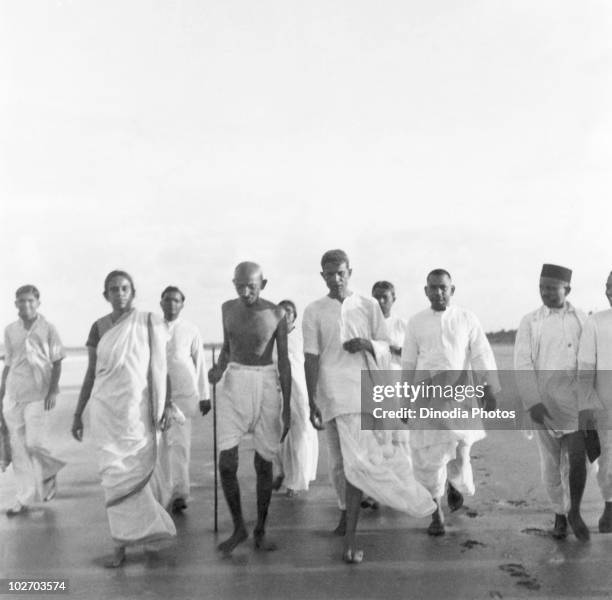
[507,500,527,507]
[489,592,503,599]
[465,510,479,518]
[521,527,551,537]
[499,563,541,591]
[461,539,486,550]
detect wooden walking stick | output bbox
[212,346,218,533]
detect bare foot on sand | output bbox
[427,501,445,536]
[103,546,126,569]
[551,514,568,539]
[254,531,278,551]
[599,502,612,533]
[447,483,464,512]
[218,527,248,555]
[568,510,590,542]
[342,547,364,564]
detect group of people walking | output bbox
[1,251,612,567]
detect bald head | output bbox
[234,261,263,281]
[233,261,267,305]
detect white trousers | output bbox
[166,418,192,502]
[595,412,612,502]
[533,427,571,514]
[411,439,476,500]
[3,401,65,506]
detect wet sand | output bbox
[1,347,612,599]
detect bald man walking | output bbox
[209,262,291,555]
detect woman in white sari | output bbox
[71,271,176,567]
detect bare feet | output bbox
[360,497,379,510]
[551,514,568,539]
[254,531,278,552]
[285,488,298,498]
[598,502,612,533]
[428,501,445,536]
[103,546,126,569]
[568,510,590,542]
[172,497,187,513]
[342,547,364,564]
[447,482,464,512]
[427,519,445,536]
[334,510,347,536]
[6,502,28,517]
[217,527,248,555]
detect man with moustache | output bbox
[403,269,499,536]
[208,262,291,555]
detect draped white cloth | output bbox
[89,309,176,547]
[304,292,435,515]
[279,328,318,491]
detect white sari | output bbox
[89,309,176,547]
[280,328,319,491]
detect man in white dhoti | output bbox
[208,262,291,555]
[1,285,66,516]
[578,270,612,534]
[72,271,176,568]
[160,286,210,513]
[402,269,499,536]
[515,263,589,541]
[273,300,318,497]
[304,249,435,564]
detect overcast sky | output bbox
[1,0,611,345]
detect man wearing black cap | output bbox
[514,264,589,541]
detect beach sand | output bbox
[0,345,611,599]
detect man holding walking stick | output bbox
[208,261,291,555]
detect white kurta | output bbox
[2,315,66,506]
[514,302,585,514]
[160,318,209,504]
[514,303,585,431]
[402,305,498,498]
[302,292,435,517]
[384,314,407,370]
[578,308,612,501]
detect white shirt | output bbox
[514,303,585,430]
[578,308,612,411]
[402,305,498,375]
[4,314,65,404]
[385,314,407,370]
[402,304,497,447]
[302,293,389,422]
[165,318,209,416]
